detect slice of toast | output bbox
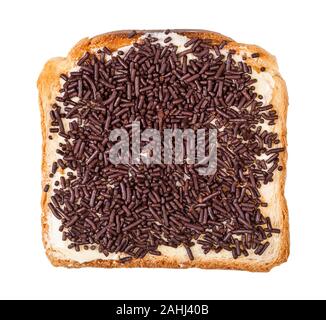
[38,30,289,272]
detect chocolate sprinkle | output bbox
[127,30,136,39]
[47,32,284,261]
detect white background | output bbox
[0,0,325,300]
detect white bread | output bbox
[38,30,289,272]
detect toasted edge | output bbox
[38,30,289,272]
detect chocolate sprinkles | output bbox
[47,32,284,262]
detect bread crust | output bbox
[38,30,289,272]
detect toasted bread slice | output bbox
[38,30,289,272]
